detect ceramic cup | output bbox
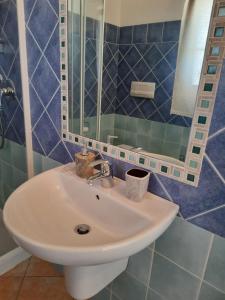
[125,168,150,202]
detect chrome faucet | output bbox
[87,159,114,187]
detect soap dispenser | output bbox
[75,141,96,178]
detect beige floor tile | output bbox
[3,259,30,277]
[18,277,73,300]
[0,277,23,300]
[26,257,62,277]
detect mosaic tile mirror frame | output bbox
[59,0,225,186]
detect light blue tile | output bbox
[147,288,164,300]
[165,124,182,143]
[204,235,225,292]
[11,142,27,172]
[12,168,27,190]
[91,288,111,300]
[127,248,152,286]
[114,114,127,130]
[113,272,147,300]
[162,141,181,159]
[112,293,121,300]
[155,217,213,277]
[199,282,225,300]
[150,253,200,300]
[41,155,62,171]
[148,242,155,250]
[150,121,166,139]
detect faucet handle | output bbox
[101,160,111,177]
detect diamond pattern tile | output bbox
[0,0,10,28]
[209,61,225,135]
[24,0,62,155]
[26,29,42,77]
[33,112,60,156]
[3,1,19,52]
[0,0,25,146]
[206,130,225,178]
[46,88,61,134]
[31,56,60,107]
[27,0,58,51]
[114,23,190,126]
[49,141,72,164]
[10,106,25,143]
[8,52,23,101]
[43,23,60,79]
[29,83,45,127]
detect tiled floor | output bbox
[0,257,74,300]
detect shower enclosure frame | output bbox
[0,0,34,275]
[17,0,34,179]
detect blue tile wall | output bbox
[66,15,192,127]
[102,23,119,114]
[116,21,192,127]
[0,0,25,145]
[24,0,225,238]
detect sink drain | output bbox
[75,224,91,235]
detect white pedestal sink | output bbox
[3,164,178,300]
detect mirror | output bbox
[67,0,214,165]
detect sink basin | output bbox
[3,163,179,299]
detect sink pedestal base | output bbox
[64,258,128,300]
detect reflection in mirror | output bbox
[172,0,214,117]
[68,0,214,164]
[68,0,104,139]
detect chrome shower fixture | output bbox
[0,87,15,109]
[0,75,15,149]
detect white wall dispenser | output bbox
[130,81,156,99]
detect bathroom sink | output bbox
[3,163,178,299]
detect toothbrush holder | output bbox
[125,168,150,202]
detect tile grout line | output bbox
[46,0,58,18]
[26,0,38,26]
[15,258,31,300]
[148,287,167,300]
[1,1,10,34]
[5,45,17,78]
[203,279,225,295]
[154,174,174,202]
[26,20,60,83]
[144,244,155,300]
[204,154,225,185]
[208,126,225,140]
[33,131,47,157]
[194,234,214,300]
[31,82,60,131]
[154,250,201,280]
[186,203,225,221]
